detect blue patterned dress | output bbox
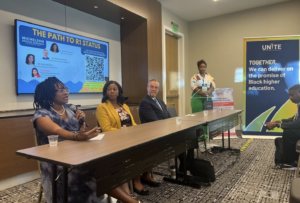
[33,104,104,203]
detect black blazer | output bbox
[139,94,171,124]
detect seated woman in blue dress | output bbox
[33,77,141,203]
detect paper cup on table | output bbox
[48,135,58,146]
[203,110,208,116]
[176,117,182,124]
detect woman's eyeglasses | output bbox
[55,89,70,93]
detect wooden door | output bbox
[165,33,179,114]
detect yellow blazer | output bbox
[96,100,137,132]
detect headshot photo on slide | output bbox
[50,43,59,53]
[26,54,35,65]
[43,49,50,60]
[32,68,41,78]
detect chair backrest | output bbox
[129,106,141,125]
[93,111,100,127]
[30,118,42,175]
[167,103,178,118]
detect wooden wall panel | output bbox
[121,21,148,104]
[110,0,163,100]
[0,116,38,180]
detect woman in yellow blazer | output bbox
[96,81,151,197]
[96,81,144,203]
[96,81,136,131]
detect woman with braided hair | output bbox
[33,77,142,203]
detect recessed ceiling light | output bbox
[94,6,98,8]
[121,17,124,19]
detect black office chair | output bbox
[167,104,177,118]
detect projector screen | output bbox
[15,20,109,94]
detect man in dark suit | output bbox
[138,79,195,189]
[139,79,171,123]
[131,79,166,195]
[266,84,300,170]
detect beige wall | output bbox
[161,7,190,114]
[189,0,300,112]
[0,0,121,111]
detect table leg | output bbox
[226,127,240,153]
[63,167,68,203]
[163,132,201,189]
[52,164,57,203]
[175,156,178,181]
[182,152,187,182]
[222,131,225,149]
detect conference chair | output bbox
[30,119,43,203]
[93,111,100,127]
[129,106,141,125]
[166,103,177,117]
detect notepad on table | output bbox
[89,133,105,141]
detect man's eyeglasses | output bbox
[55,89,70,93]
[149,86,159,90]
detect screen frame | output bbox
[14,19,109,95]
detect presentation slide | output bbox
[15,20,109,94]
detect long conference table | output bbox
[16,109,242,203]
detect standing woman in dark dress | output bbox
[33,77,141,203]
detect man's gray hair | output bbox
[289,84,300,93]
[147,79,160,87]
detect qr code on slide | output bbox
[85,55,104,81]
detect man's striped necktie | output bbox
[154,98,163,111]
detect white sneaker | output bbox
[282,167,297,170]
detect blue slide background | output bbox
[15,20,109,94]
[244,39,299,135]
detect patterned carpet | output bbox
[0,138,295,203]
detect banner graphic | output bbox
[243,36,300,136]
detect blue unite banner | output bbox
[243,37,300,136]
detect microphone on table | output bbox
[70,105,89,127]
